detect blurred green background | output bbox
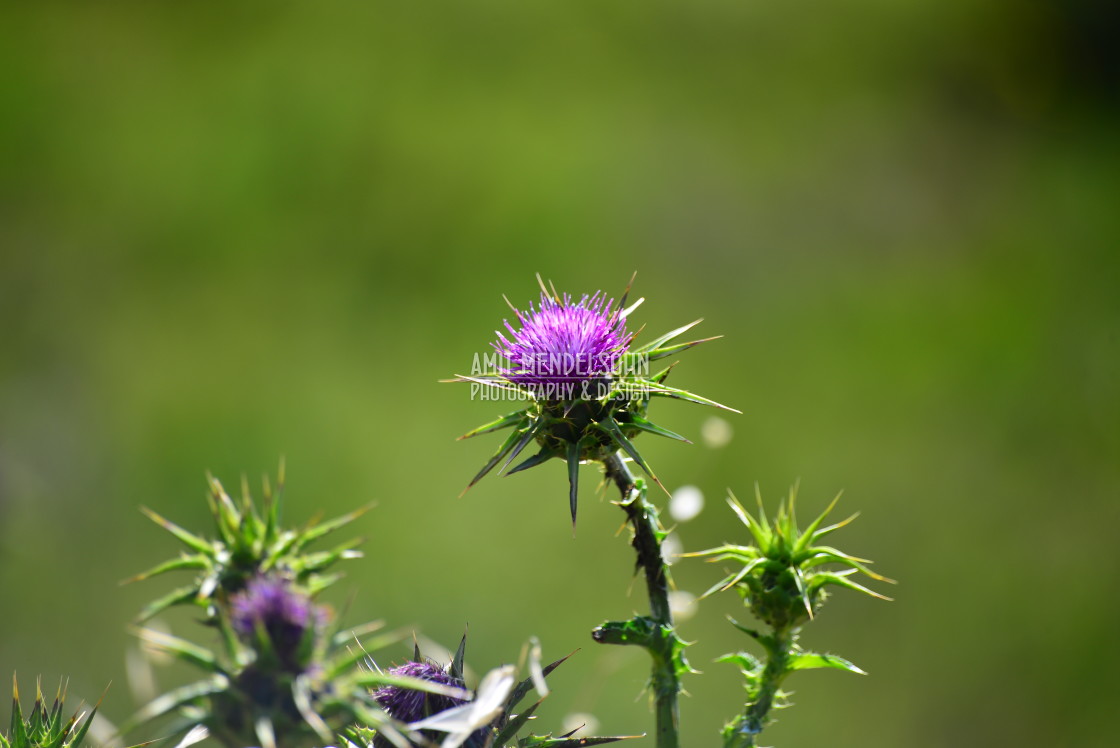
[2,1,1117,746]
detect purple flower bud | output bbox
[495,291,632,401]
[230,576,320,669]
[374,660,467,723]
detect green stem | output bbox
[598,451,680,748]
[722,626,796,748]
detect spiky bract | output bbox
[2,678,100,748]
[455,276,737,526]
[689,485,894,747]
[127,465,369,622]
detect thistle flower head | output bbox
[230,575,323,670]
[455,275,738,526]
[374,660,468,724]
[494,291,632,400]
[360,639,633,748]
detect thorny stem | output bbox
[722,626,796,748]
[596,451,680,748]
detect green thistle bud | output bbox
[126,463,369,622]
[691,484,894,628]
[2,677,101,748]
[689,484,896,747]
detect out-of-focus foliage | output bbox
[1,2,1116,747]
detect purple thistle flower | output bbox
[230,575,320,668]
[494,290,632,401]
[374,660,489,748]
[374,660,468,723]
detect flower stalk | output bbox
[455,277,735,748]
[690,486,894,747]
[592,452,687,748]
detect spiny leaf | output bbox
[594,417,655,481]
[139,507,212,555]
[122,555,209,585]
[716,651,763,673]
[503,650,576,717]
[631,319,704,356]
[698,556,768,599]
[124,678,226,731]
[624,415,690,443]
[809,572,893,601]
[462,422,528,495]
[787,652,866,675]
[566,439,581,527]
[497,418,546,476]
[795,491,843,552]
[642,336,722,361]
[726,493,771,550]
[642,381,740,413]
[726,618,779,653]
[506,447,557,476]
[451,631,468,682]
[493,696,544,746]
[292,503,374,553]
[457,410,529,440]
[517,736,640,747]
[803,547,895,582]
[135,628,224,675]
[809,512,862,547]
[135,584,200,623]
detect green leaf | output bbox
[502,650,575,717]
[451,632,468,682]
[11,677,28,748]
[809,571,893,601]
[139,507,213,555]
[135,584,200,623]
[631,319,704,356]
[726,493,772,550]
[698,556,767,599]
[458,410,529,440]
[624,415,690,443]
[507,447,557,476]
[463,422,528,493]
[498,418,546,475]
[292,503,374,554]
[493,697,544,746]
[787,652,866,675]
[643,336,722,361]
[642,381,740,412]
[803,547,894,582]
[794,492,842,553]
[124,678,226,731]
[790,565,814,620]
[594,416,654,480]
[566,439,581,526]
[123,555,210,584]
[726,618,778,653]
[716,651,762,673]
[293,541,365,574]
[136,628,225,675]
